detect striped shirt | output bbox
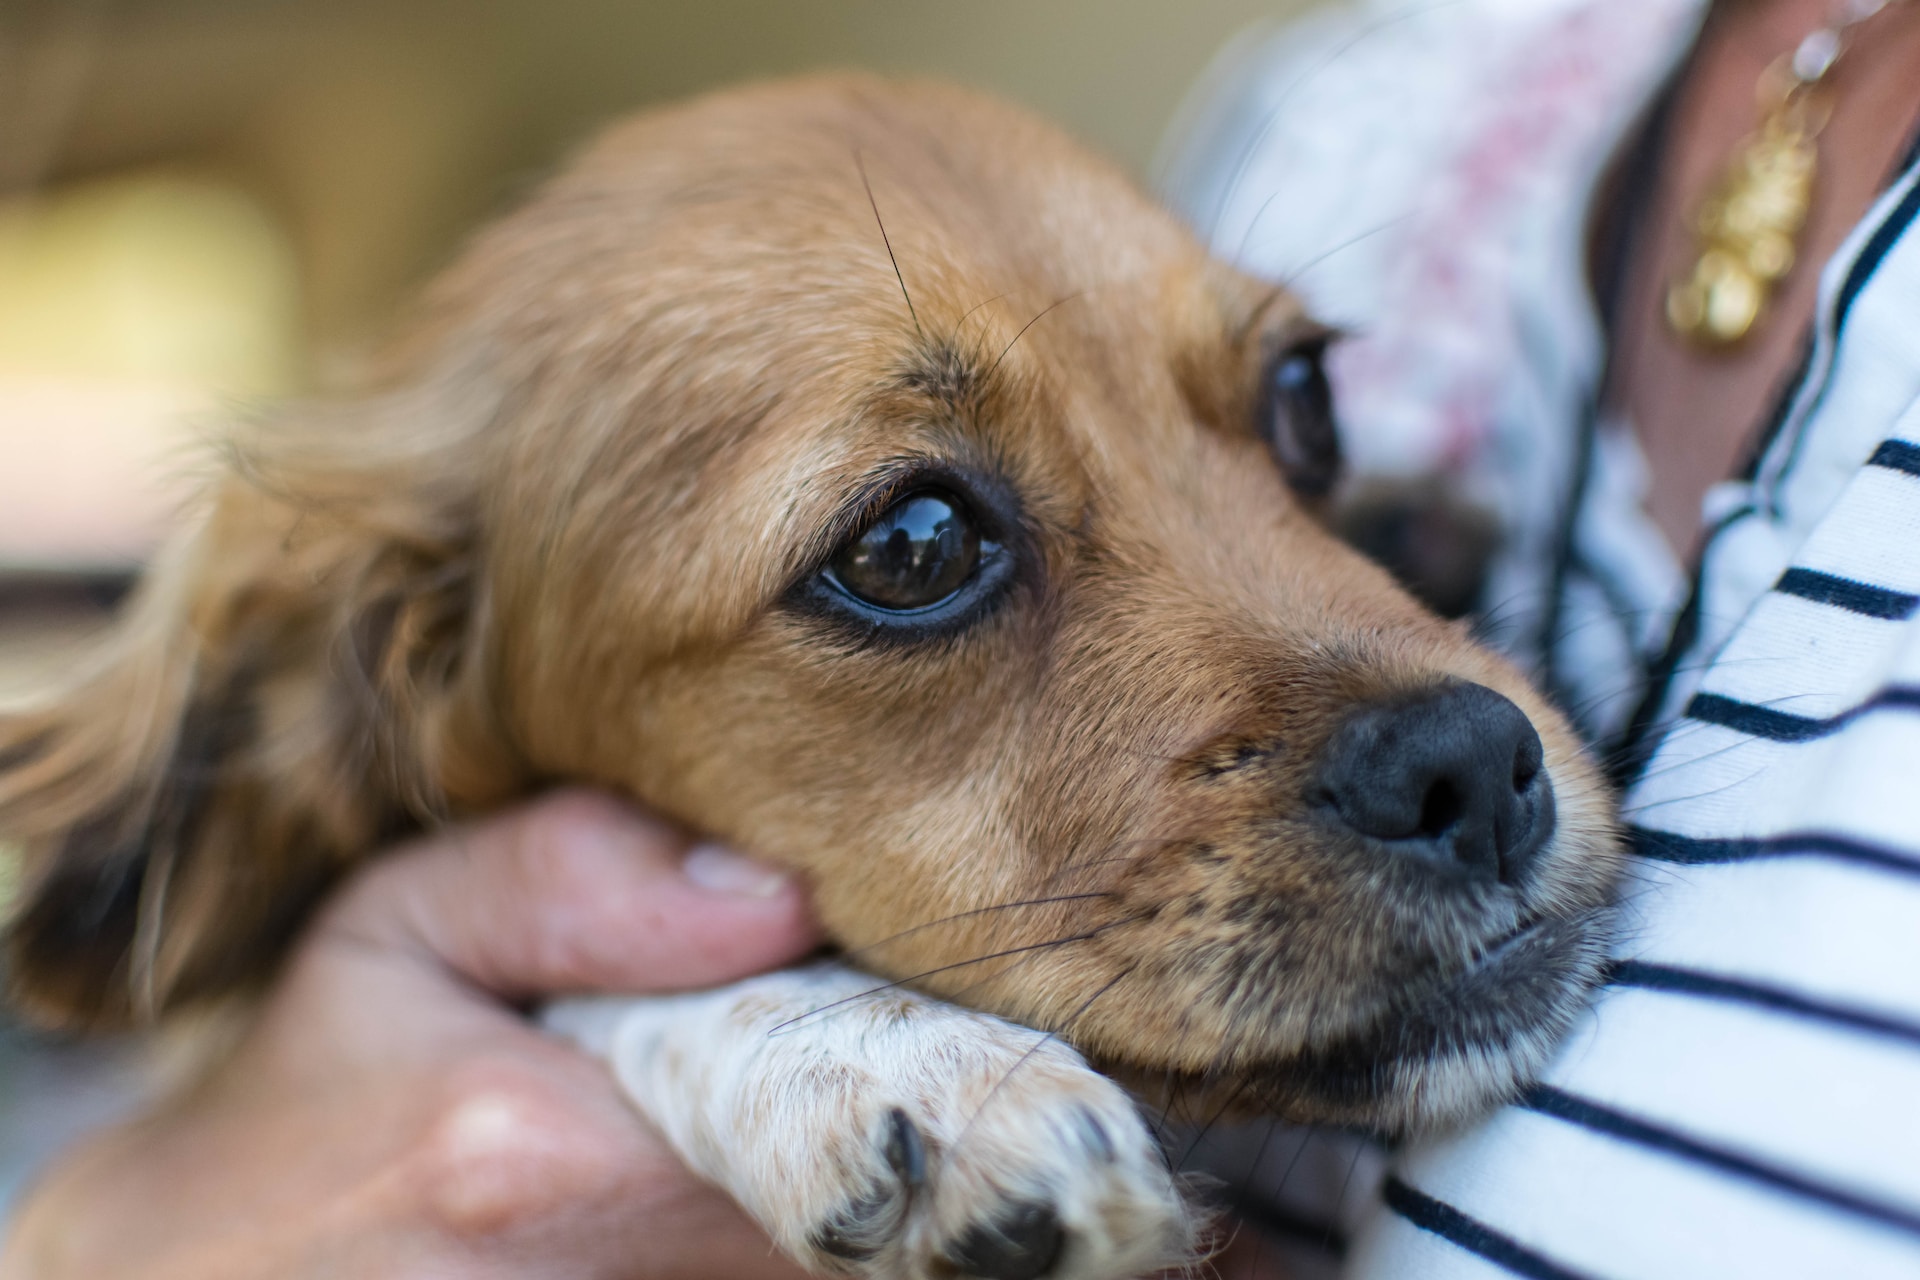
[1161,2,1920,1276]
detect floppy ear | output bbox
[0,380,524,1029]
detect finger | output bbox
[379,1045,820,1280]
[321,790,822,998]
[604,1172,820,1280]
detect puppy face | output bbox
[0,77,1617,1135]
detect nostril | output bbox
[1316,681,1554,883]
[1416,779,1464,840]
[1512,734,1544,793]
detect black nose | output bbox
[1314,682,1555,884]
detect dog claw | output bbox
[943,1201,1064,1280]
[882,1106,927,1188]
[1074,1104,1116,1164]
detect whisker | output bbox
[1621,731,1768,786]
[951,290,1009,338]
[1241,1117,1284,1280]
[1152,1066,1182,1143]
[986,292,1082,381]
[925,935,1072,1007]
[1175,1077,1251,1172]
[1267,212,1412,286]
[837,892,1116,963]
[769,915,1142,1034]
[1323,1140,1366,1254]
[855,149,922,341]
[1271,1123,1317,1205]
[1621,766,1772,820]
[1243,1116,1283,1188]
[1037,837,1192,890]
[1202,0,1466,243]
[952,964,1137,1150]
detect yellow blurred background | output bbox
[0,0,1318,704]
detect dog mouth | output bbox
[1467,912,1556,972]
[1242,904,1614,1135]
[1124,902,1615,1138]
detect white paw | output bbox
[546,966,1196,1279]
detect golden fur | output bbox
[0,76,1618,1134]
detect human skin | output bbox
[1607,0,1920,557]
[0,791,821,1280]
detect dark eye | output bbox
[1262,339,1341,497]
[826,490,989,612]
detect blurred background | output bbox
[0,0,1323,1220]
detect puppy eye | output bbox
[826,490,992,612]
[1262,339,1342,497]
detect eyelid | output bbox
[803,459,946,573]
[1270,322,1347,361]
[1232,278,1347,351]
[793,455,1017,596]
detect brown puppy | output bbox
[0,75,1617,1154]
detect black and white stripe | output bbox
[1159,1,1920,1272]
[1369,187,1920,1280]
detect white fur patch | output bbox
[546,963,1197,1279]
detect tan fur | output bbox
[0,76,1617,1134]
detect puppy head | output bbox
[0,77,1616,1135]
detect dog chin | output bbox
[1246,903,1617,1137]
[1112,901,1616,1139]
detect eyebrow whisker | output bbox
[987,291,1082,381]
[855,148,924,342]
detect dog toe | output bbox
[810,1188,897,1263]
[808,1107,930,1263]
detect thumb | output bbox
[322,790,822,998]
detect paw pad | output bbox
[941,1200,1064,1280]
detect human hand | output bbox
[0,791,822,1280]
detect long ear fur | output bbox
[0,377,524,1029]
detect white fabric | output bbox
[1158,0,1705,740]
[1160,3,1920,1277]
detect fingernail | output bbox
[682,844,790,898]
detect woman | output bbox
[1162,0,1920,1274]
